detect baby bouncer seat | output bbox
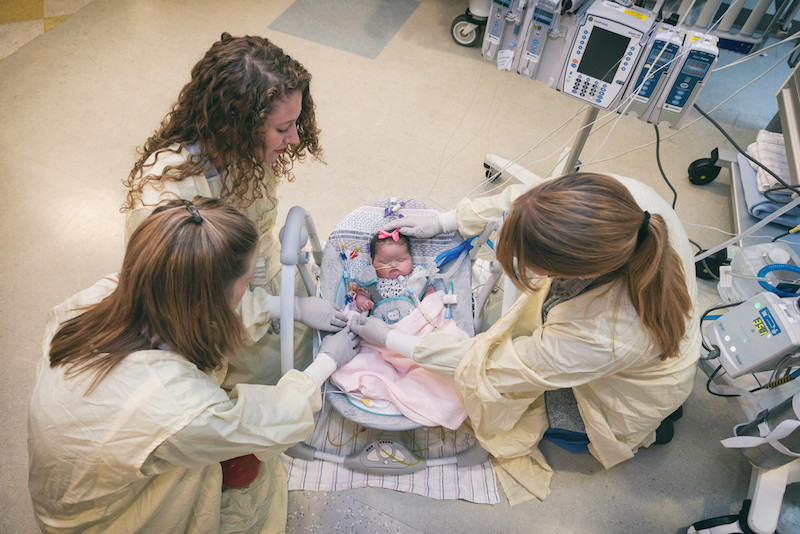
[278,198,493,475]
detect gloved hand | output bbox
[294,296,347,332]
[382,214,444,239]
[318,327,359,368]
[349,314,391,347]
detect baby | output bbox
[334,228,468,430]
[353,229,434,317]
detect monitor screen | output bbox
[649,49,676,76]
[577,26,631,83]
[684,58,710,77]
[533,7,553,25]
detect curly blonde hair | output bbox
[122,33,323,212]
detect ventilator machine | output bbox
[479,0,720,127]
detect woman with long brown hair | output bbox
[122,33,346,389]
[28,198,358,533]
[351,172,700,503]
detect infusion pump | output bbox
[480,0,719,128]
[624,25,685,118]
[648,31,719,128]
[558,1,655,110]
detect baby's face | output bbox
[372,242,413,279]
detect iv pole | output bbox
[561,106,600,174]
[482,105,599,185]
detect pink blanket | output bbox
[331,291,468,430]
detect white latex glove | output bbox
[382,210,458,238]
[349,314,391,347]
[294,296,347,332]
[318,327,359,368]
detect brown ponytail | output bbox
[496,172,690,359]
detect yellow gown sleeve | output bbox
[454,182,541,236]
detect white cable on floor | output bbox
[694,195,800,262]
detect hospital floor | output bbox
[2,0,799,532]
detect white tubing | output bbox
[695,195,800,262]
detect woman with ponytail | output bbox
[352,172,700,503]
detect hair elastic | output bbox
[184,201,203,224]
[636,211,650,246]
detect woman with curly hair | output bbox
[122,33,346,389]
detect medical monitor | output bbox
[577,26,630,83]
[559,1,655,110]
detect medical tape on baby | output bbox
[694,194,800,263]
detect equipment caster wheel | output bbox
[689,148,721,185]
[451,12,485,47]
[686,500,753,534]
[484,163,501,181]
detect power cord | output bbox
[654,124,678,209]
[750,367,800,392]
[706,364,741,397]
[771,224,800,242]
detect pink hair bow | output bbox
[377,229,400,242]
